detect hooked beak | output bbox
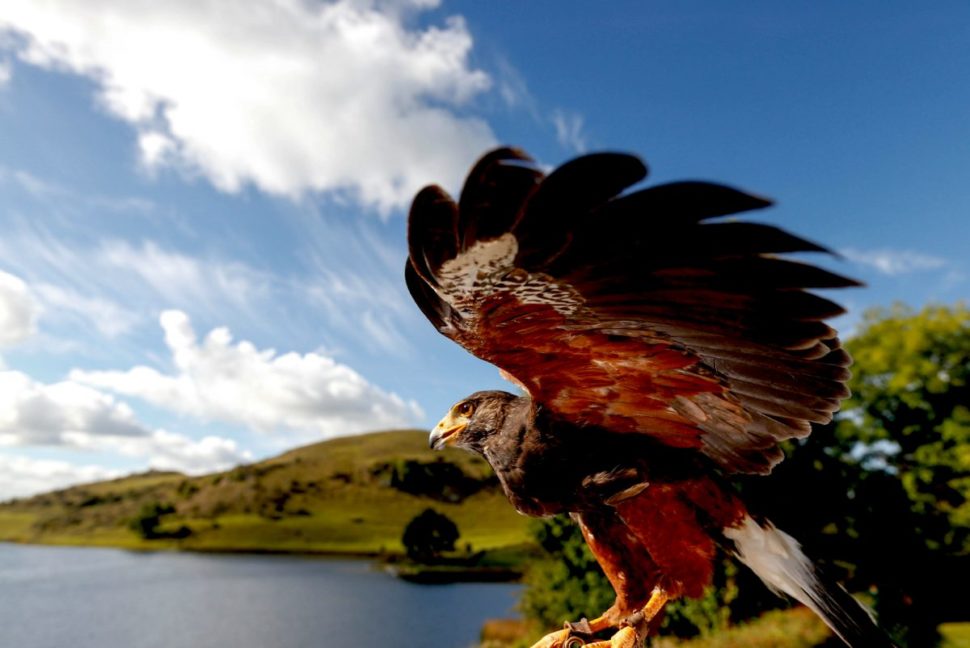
[429,412,467,450]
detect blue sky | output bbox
[0,1,966,498]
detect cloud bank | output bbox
[0,0,497,211]
[0,269,38,347]
[72,310,423,440]
[0,455,121,501]
[840,247,947,276]
[0,368,252,474]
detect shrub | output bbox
[128,501,175,539]
[401,508,460,563]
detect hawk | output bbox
[406,148,893,647]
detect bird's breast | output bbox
[487,422,657,517]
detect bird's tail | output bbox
[723,514,896,648]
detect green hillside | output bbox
[0,430,532,558]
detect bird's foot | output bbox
[527,616,612,647]
[527,588,669,647]
[526,628,579,648]
[581,601,661,648]
[585,626,640,648]
[527,625,640,648]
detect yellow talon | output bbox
[528,628,572,648]
[528,588,669,648]
[584,626,639,647]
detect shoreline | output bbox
[0,538,526,582]
[0,537,384,558]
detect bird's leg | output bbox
[633,585,670,627]
[526,510,666,648]
[564,615,614,635]
[582,587,670,648]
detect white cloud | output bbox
[0,0,497,211]
[0,164,157,215]
[98,239,271,315]
[0,368,251,479]
[137,131,176,169]
[0,222,418,359]
[144,430,250,473]
[0,371,146,445]
[63,429,251,475]
[0,269,38,346]
[0,229,272,341]
[840,247,947,276]
[72,310,423,440]
[551,108,588,153]
[0,454,121,500]
[0,167,56,198]
[304,263,416,356]
[0,58,10,87]
[33,283,139,338]
[493,54,537,115]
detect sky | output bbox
[0,0,967,499]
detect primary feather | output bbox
[407,147,857,474]
[408,148,894,647]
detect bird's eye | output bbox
[457,402,474,417]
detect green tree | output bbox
[128,501,175,539]
[840,303,969,547]
[401,508,460,563]
[519,516,615,630]
[743,304,970,647]
[835,304,969,646]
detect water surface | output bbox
[0,543,520,648]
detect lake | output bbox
[0,543,521,648]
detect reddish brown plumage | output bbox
[409,149,881,646]
[409,147,856,474]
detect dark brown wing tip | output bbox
[407,184,459,282]
[743,191,774,211]
[405,258,454,332]
[607,181,774,227]
[545,151,649,195]
[409,183,455,212]
[461,147,538,193]
[473,146,535,167]
[457,147,543,249]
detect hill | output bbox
[0,430,532,560]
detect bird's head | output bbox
[429,390,518,455]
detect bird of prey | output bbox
[406,148,893,647]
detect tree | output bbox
[839,303,969,547]
[742,304,970,647]
[833,304,970,646]
[129,501,175,539]
[401,508,460,563]
[519,516,615,630]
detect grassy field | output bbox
[942,623,970,648]
[480,608,829,648]
[0,430,532,558]
[481,610,970,648]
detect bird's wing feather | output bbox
[406,148,857,474]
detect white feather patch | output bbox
[434,233,582,317]
[724,514,874,646]
[437,234,519,307]
[724,515,815,600]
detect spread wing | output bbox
[406,148,858,474]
